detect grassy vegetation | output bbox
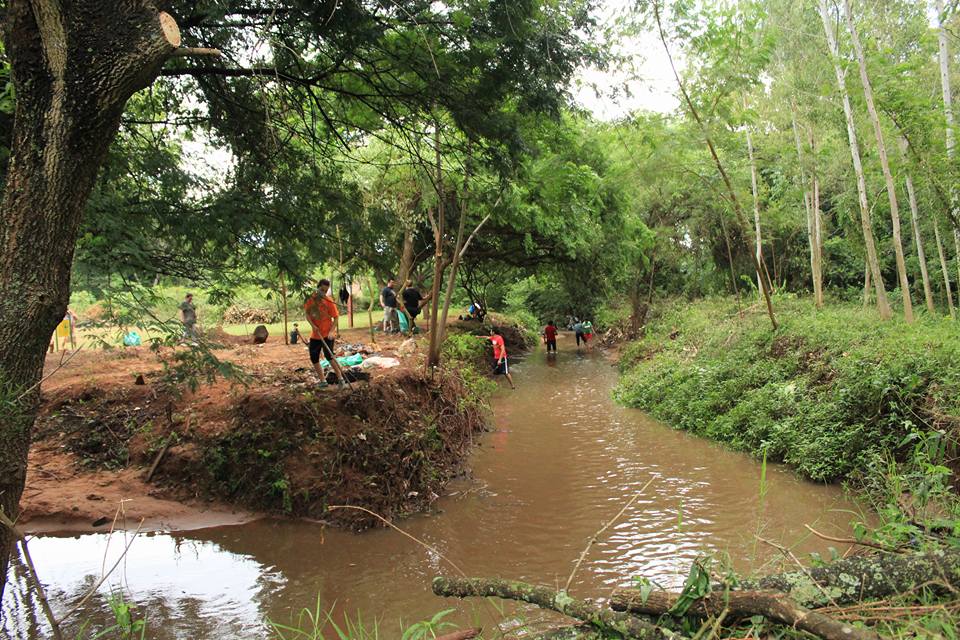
[616,296,960,543]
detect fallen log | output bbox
[432,576,675,639]
[610,590,879,640]
[735,548,960,608]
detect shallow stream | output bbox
[2,346,868,638]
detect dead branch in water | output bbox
[565,476,654,592]
[432,576,675,639]
[610,589,879,640]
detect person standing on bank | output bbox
[304,279,346,387]
[543,320,558,354]
[380,278,398,333]
[180,293,198,341]
[480,327,516,389]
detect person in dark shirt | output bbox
[380,279,398,333]
[401,280,424,332]
[543,320,558,354]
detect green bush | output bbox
[615,297,960,485]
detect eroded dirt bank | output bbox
[22,327,491,533]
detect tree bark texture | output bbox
[843,0,913,322]
[819,0,891,320]
[610,590,878,640]
[0,0,179,599]
[432,577,673,640]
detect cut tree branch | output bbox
[432,576,674,639]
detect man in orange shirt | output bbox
[304,279,346,387]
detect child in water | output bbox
[543,320,558,354]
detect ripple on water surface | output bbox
[3,349,869,638]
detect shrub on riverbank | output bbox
[615,297,960,497]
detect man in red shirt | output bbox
[481,327,515,389]
[543,320,558,354]
[304,279,346,387]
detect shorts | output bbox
[493,358,509,375]
[309,337,335,364]
[584,333,593,341]
[545,339,557,352]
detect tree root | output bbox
[432,576,675,639]
[610,590,879,640]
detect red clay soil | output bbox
[22,326,488,533]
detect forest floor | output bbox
[21,320,505,534]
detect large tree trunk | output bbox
[0,0,180,599]
[819,0,891,319]
[843,0,913,322]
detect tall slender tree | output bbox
[819,0,892,319]
[936,0,960,303]
[897,138,936,313]
[843,0,913,322]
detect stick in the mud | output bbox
[432,576,673,640]
[610,589,880,640]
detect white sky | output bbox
[573,0,682,119]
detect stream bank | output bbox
[21,325,496,533]
[615,297,960,547]
[4,344,865,639]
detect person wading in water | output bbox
[479,327,516,389]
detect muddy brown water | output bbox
[3,347,869,639]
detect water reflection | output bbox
[3,348,868,638]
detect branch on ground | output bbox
[432,576,674,639]
[610,589,878,640]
